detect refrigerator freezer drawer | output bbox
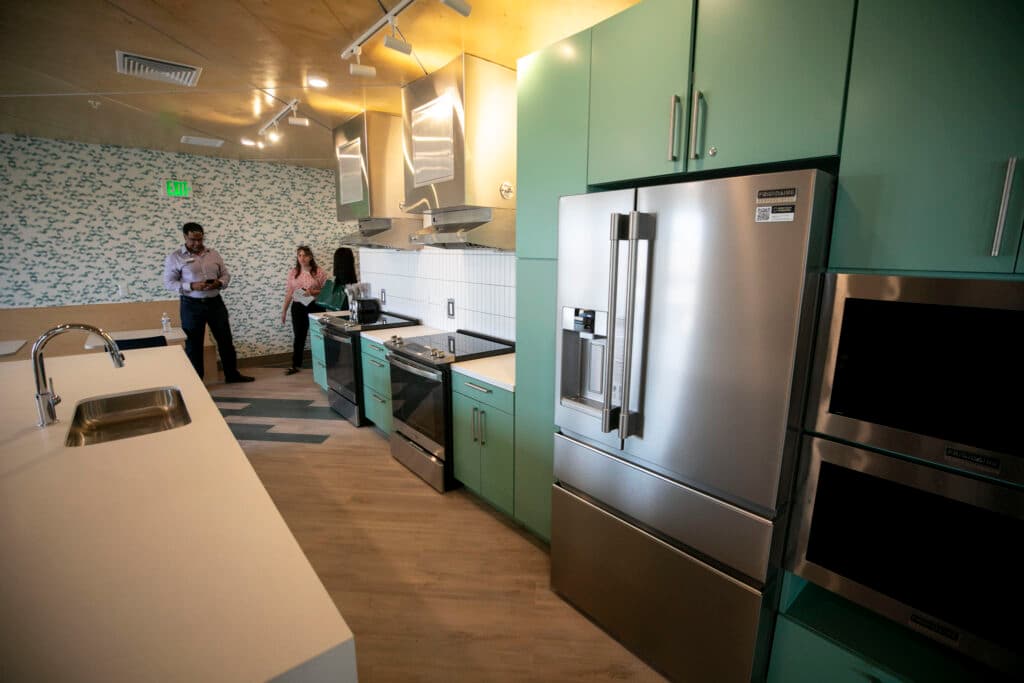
[551,485,763,683]
[554,432,773,583]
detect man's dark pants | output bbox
[180,295,239,379]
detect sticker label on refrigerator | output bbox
[756,204,796,222]
[757,188,797,201]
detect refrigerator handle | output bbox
[601,213,630,433]
[618,211,655,438]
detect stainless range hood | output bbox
[402,53,516,251]
[334,111,421,250]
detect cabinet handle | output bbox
[369,359,385,368]
[667,94,680,161]
[373,394,386,404]
[688,89,702,160]
[480,410,487,446]
[464,381,492,394]
[991,156,1018,257]
[472,406,478,442]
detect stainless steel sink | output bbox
[65,387,191,446]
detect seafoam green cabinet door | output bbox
[452,391,481,494]
[768,617,900,683]
[513,258,557,540]
[830,0,1024,273]
[480,407,514,516]
[517,30,592,259]
[588,0,695,184]
[689,0,854,172]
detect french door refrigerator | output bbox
[552,169,834,682]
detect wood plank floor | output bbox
[211,367,665,682]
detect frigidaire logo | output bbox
[944,446,1000,471]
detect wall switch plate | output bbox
[380,288,386,305]
[447,298,455,318]
[117,281,129,297]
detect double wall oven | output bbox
[385,330,513,492]
[320,312,418,427]
[789,274,1024,676]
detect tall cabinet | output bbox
[829,0,1024,273]
[514,30,593,541]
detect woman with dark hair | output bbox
[281,245,328,375]
[333,247,358,287]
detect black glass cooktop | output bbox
[323,312,418,332]
[385,331,514,367]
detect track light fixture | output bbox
[440,0,471,17]
[254,97,299,145]
[384,19,412,55]
[348,47,377,78]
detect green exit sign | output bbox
[165,179,191,198]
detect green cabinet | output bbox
[830,0,1024,273]
[588,0,694,184]
[512,259,558,541]
[452,373,515,516]
[309,319,328,392]
[361,339,392,434]
[768,616,899,683]
[516,30,593,259]
[688,0,854,172]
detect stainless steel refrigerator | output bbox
[552,169,834,682]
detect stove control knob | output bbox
[391,335,403,345]
[430,348,444,358]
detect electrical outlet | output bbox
[446,298,455,319]
[380,288,387,305]
[117,281,129,297]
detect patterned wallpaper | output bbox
[0,134,356,358]
[359,249,516,341]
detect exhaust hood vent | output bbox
[401,53,517,250]
[180,135,224,148]
[115,51,202,87]
[410,208,515,250]
[334,112,421,251]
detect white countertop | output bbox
[452,353,516,392]
[309,310,350,322]
[0,347,356,682]
[0,339,27,356]
[84,327,187,348]
[361,325,444,344]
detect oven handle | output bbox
[388,354,444,382]
[324,331,352,344]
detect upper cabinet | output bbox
[516,31,593,260]
[587,0,853,185]
[688,0,854,172]
[830,0,1024,273]
[588,0,694,185]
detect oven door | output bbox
[807,274,1024,485]
[388,354,447,452]
[788,436,1024,675]
[323,328,358,403]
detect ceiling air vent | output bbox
[180,136,224,148]
[115,50,202,87]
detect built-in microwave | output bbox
[788,436,1023,676]
[806,274,1024,486]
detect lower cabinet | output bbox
[768,616,899,683]
[452,375,514,516]
[310,323,328,392]
[361,345,392,433]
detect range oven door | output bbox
[387,353,449,491]
[323,327,361,422]
[807,273,1024,485]
[788,436,1024,675]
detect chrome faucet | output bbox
[32,323,125,427]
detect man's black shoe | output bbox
[225,374,255,383]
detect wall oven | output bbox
[794,273,1024,675]
[807,274,1024,486]
[323,325,360,423]
[388,353,449,492]
[788,437,1023,675]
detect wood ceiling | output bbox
[0,0,637,169]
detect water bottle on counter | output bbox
[161,312,172,333]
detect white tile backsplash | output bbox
[359,248,516,340]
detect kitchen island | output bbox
[0,346,356,682]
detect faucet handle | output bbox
[49,377,61,406]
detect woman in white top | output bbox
[281,245,328,375]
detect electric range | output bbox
[384,330,515,492]
[318,311,419,426]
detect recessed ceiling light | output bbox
[268,130,281,143]
[240,138,256,146]
[257,141,265,149]
[307,76,328,88]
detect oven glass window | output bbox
[390,361,446,444]
[806,462,1022,651]
[829,299,1023,454]
[324,335,357,401]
